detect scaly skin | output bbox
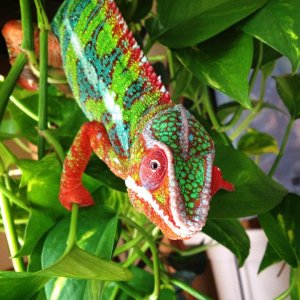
[2,0,234,240]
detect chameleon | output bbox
[2,0,234,240]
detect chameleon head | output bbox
[125,105,233,239]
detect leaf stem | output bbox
[34,0,49,160]
[116,282,143,300]
[20,0,34,51]
[202,86,221,131]
[160,242,213,257]
[169,276,211,300]
[121,216,160,300]
[113,234,144,257]
[0,53,27,123]
[65,203,79,254]
[274,267,299,300]
[249,41,263,93]
[0,176,25,271]
[229,41,265,140]
[268,118,294,177]
[0,182,30,212]
[229,77,266,140]
[38,129,65,164]
[9,94,39,122]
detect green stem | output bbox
[116,282,143,300]
[20,0,34,51]
[13,138,34,154]
[109,285,120,300]
[37,28,49,160]
[9,94,39,122]
[230,79,266,140]
[160,242,213,257]
[64,203,79,254]
[113,234,144,257]
[249,41,264,93]
[268,118,294,177]
[202,86,222,131]
[221,105,244,131]
[0,53,27,123]
[33,0,51,159]
[0,183,30,212]
[0,176,25,271]
[274,267,299,300]
[167,49,176,93]
[148,55,167,63]
[229,41,265,140]
[121,217,160,300]
[169,277,211,300]
[39,129,65,164]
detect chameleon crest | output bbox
[2,0,234,239]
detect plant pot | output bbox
[185,229,290,300]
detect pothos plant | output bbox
[0,0,299,299]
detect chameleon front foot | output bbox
[59,185,94,211]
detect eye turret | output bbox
[139,149,168,191]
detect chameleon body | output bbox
[2,0,234,239]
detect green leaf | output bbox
[271,194,300,261]
[86,156,126,192]
[43,204,122,299]
[209,144,287,218]
[6,93,39,142]
[102,267,154,299]
[237,129,278,155]
[40,245,131,281]
[0,246,131,300]
[0,142,16,174]
[18,154,66,216]
[242,0,300,72]
[290,268,300,300]
[0,272,48,300]
[15,208,56,257]
[132,0,153,22]
[252,40,281,69]
[259,212,298,267]
[258,242,281,273]
[203,219,250,266]
[175,31,252,108]
[52,106,88,150]
[275,74,300,119]
[146,0,267,48]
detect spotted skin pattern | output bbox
[3,0,234,239]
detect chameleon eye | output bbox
[150,160,160,170]
[140,149,167,191]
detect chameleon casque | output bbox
[2,0,234,239]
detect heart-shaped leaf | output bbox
[146,0,267,48]
[203,219,250,266]
[242,0,300,72]
[175,31,252,108]
[209,144,287,218]
[275,74,300,120]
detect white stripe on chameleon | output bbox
[125,176,195,238]
[65,19,129,153]
[103,91,129,153]
[64,19,99,88]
